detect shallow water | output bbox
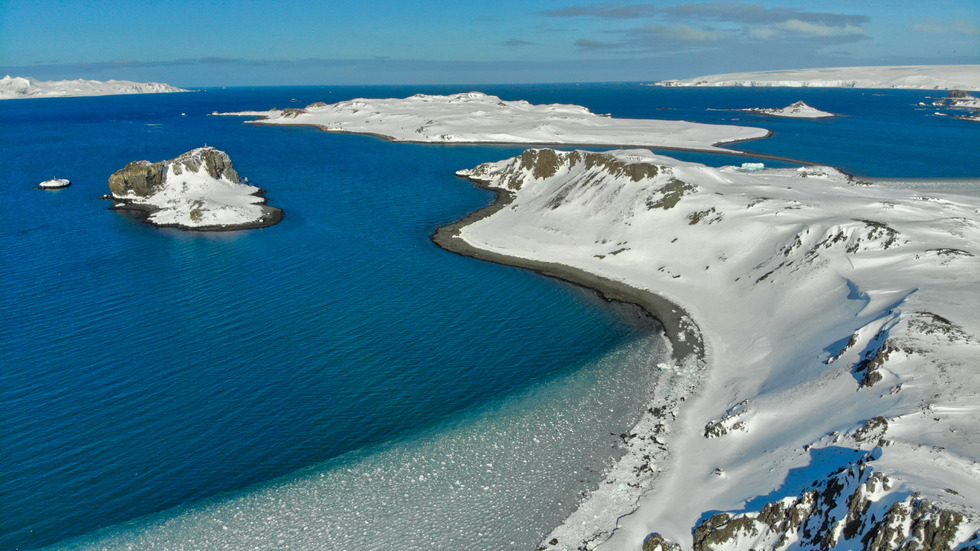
[1,84,977,550]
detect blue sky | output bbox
[1,0,977,86]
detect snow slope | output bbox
[451,149,980,550]
[107,147,282,230]
[654,65,980,91]
[216,92,769,151]
[0,75,188,99]
[738,101,837,119]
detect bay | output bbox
[1,83,976,550]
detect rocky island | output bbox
[930,90,980,122]
[106,147,282,231]
[739,100,838,118]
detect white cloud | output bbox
[671,24,723,41]
[747,26,778,40]
[643,24,723,42]
[778,19,866,38]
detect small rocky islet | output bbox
[106,146,282,231]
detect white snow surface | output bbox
[739,101,837,119]
[454,150,980,549]
[216,92,769,151]
[110,147,271,229]
[38,178,71,189]
[655,65,980,90]
[0,75,188,99]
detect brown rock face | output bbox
[108,160,165,197]
[107,147,240,197]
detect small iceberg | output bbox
[38,178,71,189]
[737,162,765,172]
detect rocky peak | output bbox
[108,147,239,197]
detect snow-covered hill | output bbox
[447,149,980,550]
[0,75,188,99]
[739,101,837,119]
[654,65,980,91]
[107,147,282,231]
[217,92,770,151]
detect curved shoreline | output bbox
[431,175,704,365]
[431,170,708,550]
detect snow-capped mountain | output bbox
[0,75,188,99]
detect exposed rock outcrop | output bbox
[106,147,282,231]
[689,455,979,551]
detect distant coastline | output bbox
[0,75,189,100]
[653,64,980,90]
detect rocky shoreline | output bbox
[432,174,704,365]
[432,148,980,550]
[432,166,709,550]
[104,190,284,231]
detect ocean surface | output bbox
[1,84,977,551]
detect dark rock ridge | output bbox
[680,453,979,551]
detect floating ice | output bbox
[50,332,678,550]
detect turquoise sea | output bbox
[1,84,977,550]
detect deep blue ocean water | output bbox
[1,84,977,550]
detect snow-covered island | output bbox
[37,178,71,189]
[215,92,770,152]
[930,90,980,122]
[439,149,980,550]
[0,75,188,100]
[738,100,838,119]
[106,147,282,231]
[654,65,980,90]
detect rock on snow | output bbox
[107,147,282,231]
[452,149,980,550]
